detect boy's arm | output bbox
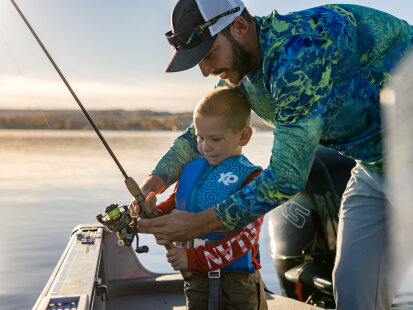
[186,216,263,272]
[155,183,178,217]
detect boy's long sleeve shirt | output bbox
[152,5,413,231]
[156,170,263,272]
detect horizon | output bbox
[1,1,413,112]
[0,107,194,112]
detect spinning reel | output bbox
[96,204,149,253]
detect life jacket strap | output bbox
[208,269,221,310]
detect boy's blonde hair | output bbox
[194,87,251,131]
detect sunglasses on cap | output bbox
[165,7,240,51]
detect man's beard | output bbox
[224,33,253,86]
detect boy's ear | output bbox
[239,127,253,146]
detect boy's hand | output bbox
[166,247,188,271]
[128,198,139,217]
[128,192,157,217]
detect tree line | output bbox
[0,111,193,131]
[0,109,272,131]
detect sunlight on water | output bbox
[0,129,277,309]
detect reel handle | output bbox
[125,176,192,280]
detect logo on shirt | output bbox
[218,172,239,185]
[281,201,310,228]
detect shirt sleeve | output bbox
[155,184,178,217]
[214,34,335,231]
[151,125,201,188]
[186,216,263,272]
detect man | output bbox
[135,0,413,308]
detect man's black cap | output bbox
[165,0,244,72]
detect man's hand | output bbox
[128,174,165,217]
[128,192,157,217]
[166,247,188,271]
[128,198,139,217]
[137,207,225,243]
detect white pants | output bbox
[333,163,401,310]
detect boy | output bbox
[135,87,267,309]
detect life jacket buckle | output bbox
[193,238,208,248]
[208,269,221,279]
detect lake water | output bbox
[0,129,278,310]
[1,130,412,310]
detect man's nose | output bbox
[198,60,213,77]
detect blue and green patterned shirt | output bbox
[153,5,413,231]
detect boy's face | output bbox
[194,114,243,166]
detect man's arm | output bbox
[130,125,200,215]
[136,124,213,239]
[140,174,166,196]
[139,35,335,239]
[139,169,262,242]
[213,34,335,231]
[138,207,225,243]
[151,125,200,187]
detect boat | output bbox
[33,224,326,310]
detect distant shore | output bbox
[0,109,272,131]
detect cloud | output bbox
[0,75,215,112]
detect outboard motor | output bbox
[269,146,355,308]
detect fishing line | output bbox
[9,2,193,280]
[9,0,131,180]
[9,0,160,222]
[0,25,93,203]
[9,1,194,280]
[0,29,53,130]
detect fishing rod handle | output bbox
[125,177,155,218]
[125,177,192,279]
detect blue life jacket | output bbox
[176,155,261,273]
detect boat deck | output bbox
[104,273,324,310]
[34,224,327,310]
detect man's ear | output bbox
[230,16,248,39]
[239,126,253,146]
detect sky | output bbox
[0,0,412,112]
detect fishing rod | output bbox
[9,0,150,214]
[10,0,191,279]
